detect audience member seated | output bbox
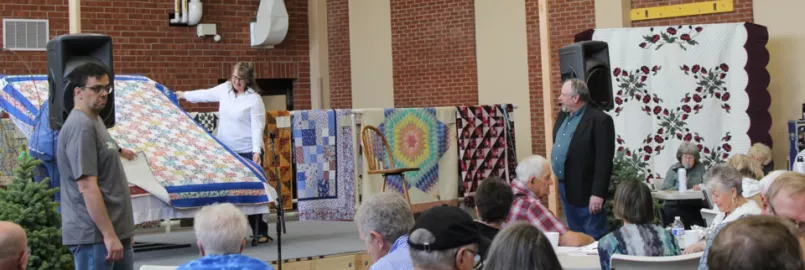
[408,206,489,270]
[706,215,803,270]
[178,203,274,270]
[698,171,805,269]
[662,141,708,228]
[598,180,681,270]
[473,176,513,240]
[354,192,415,270]
[483,222,562,270]
[726,154,764,205]
[508,155,594,246]
[747,142,774,175]
[685,164,762,254]
[0,221,28,270]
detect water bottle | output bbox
[672,216,686,246]
[796,156,805,175]
[677,168,687,192]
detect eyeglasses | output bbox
[81,85,114,94]
[231,75,246,83]
[769,201,805,232]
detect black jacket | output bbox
[552,106,616,206]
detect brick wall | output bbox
[0,0,311,112]
[389,0,478,108]
[327,0,352,109]
[526,0,596,156]
[631,0,753,27]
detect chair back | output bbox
[611,252,703,270]
[361,125,395,171]
[700,208,718,227]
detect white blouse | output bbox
[183,82,266,154]
[712,199,762,226]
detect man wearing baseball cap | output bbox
[408,206,490,270]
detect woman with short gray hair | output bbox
[662,141,708,228]
[683,164,762,254]
[483,222,562,270]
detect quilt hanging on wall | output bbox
[264,110,294,210]
[0,75,274,208]
[456,104,517,208]
[360,107,458,205]
[293,109,357,221]
[574,22,771,182]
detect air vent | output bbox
[3,19,49,51]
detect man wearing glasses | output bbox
[57,62,137,270]
[697,171,805,269]
[0,221,28,270]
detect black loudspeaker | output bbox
[47,34,115,130]
[558,41,613,111]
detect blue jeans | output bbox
[558,182,608,240]
[68,238,134,270]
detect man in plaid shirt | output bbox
[507,155,594,246]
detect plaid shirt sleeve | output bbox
[508,197,568,234]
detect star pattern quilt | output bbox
[574,23,771,181]
[0,75,274,208]
[190,112,219,135]
[456,104,517,208]
[293,109,356,221]
[360,107,458,205]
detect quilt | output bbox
[190,112,219,135]
[264,110,294,210]
[0,75,274,208]
[0,118,26,186]
[293,109,356,220]
[360,107,458,205]
[456,104,517,207]
[574,23,771,181]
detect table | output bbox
[651,190,704,200]
[558,254,600,270]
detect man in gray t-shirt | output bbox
[56,62,137,270]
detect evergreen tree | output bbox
[0,151,73,269]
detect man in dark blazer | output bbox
[551,78,615,240]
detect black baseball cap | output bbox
[408,205,491,257]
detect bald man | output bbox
[0,221,29,270]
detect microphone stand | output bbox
[268,132,286,270]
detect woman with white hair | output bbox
[747,142,774,175]
[684,164,762,254]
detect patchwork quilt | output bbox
[293,109,356,221]
[0,75,274,208]
[189,112,219,135]
[456,104,517,207]
[574,23,771,181]
[264,110,294,210]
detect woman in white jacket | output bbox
[177,62,270,243]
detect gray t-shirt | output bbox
[57,109,134,245]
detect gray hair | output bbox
[483,222,562,270]
[677,141,701,163]
[408,228,474,270]
[515,155,550,183]
[705,164,743,195]
[193,203,249,255]
[354,192,414,244]
[564,78,591,103]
